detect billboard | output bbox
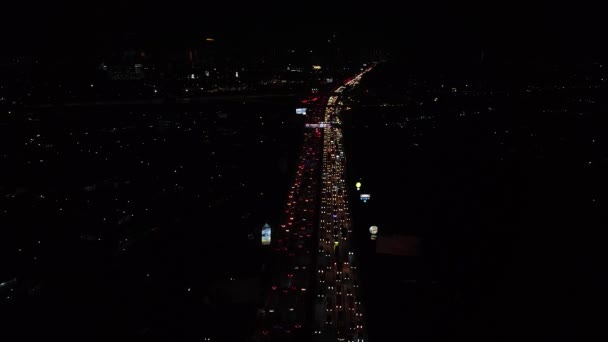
[376,235,420,256]
[261,223,271,245]
[296,108,307,115]
[360,194,370,202]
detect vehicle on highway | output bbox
[326,297,333,311]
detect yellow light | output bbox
[205,38,215,42]
[313,65,322,70]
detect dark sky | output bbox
[3,0,606,61]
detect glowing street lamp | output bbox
[355,182,361,191]
[369,226,378,235]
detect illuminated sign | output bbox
[313,65,322,70]
[369,226,378,235]
[205,37,215,42]
[360,194,370,202]
[261,223,271,245]
[305,123,332,128]
[295,108,307,115]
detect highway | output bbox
[314,69,372,342]
[256,67,373,342]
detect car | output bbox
[348,301,355,311]
[325,314,332,325]
[346,288,352,296]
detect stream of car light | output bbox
[258,67,373,342]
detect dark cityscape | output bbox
[1,1,606,341]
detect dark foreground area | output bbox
[0,99,304,341]
[343,62,606,342]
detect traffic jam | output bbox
[315,68,371,342]
[258,67,372,342]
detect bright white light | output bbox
[369,226,378,234]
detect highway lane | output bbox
[315,68,373,342]
[256,97,326,342]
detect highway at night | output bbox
[314,69,372,342]
[256,67,373,342]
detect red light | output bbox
[295,324,302,329]
[262,330,269,335]
[272,285,277,290]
